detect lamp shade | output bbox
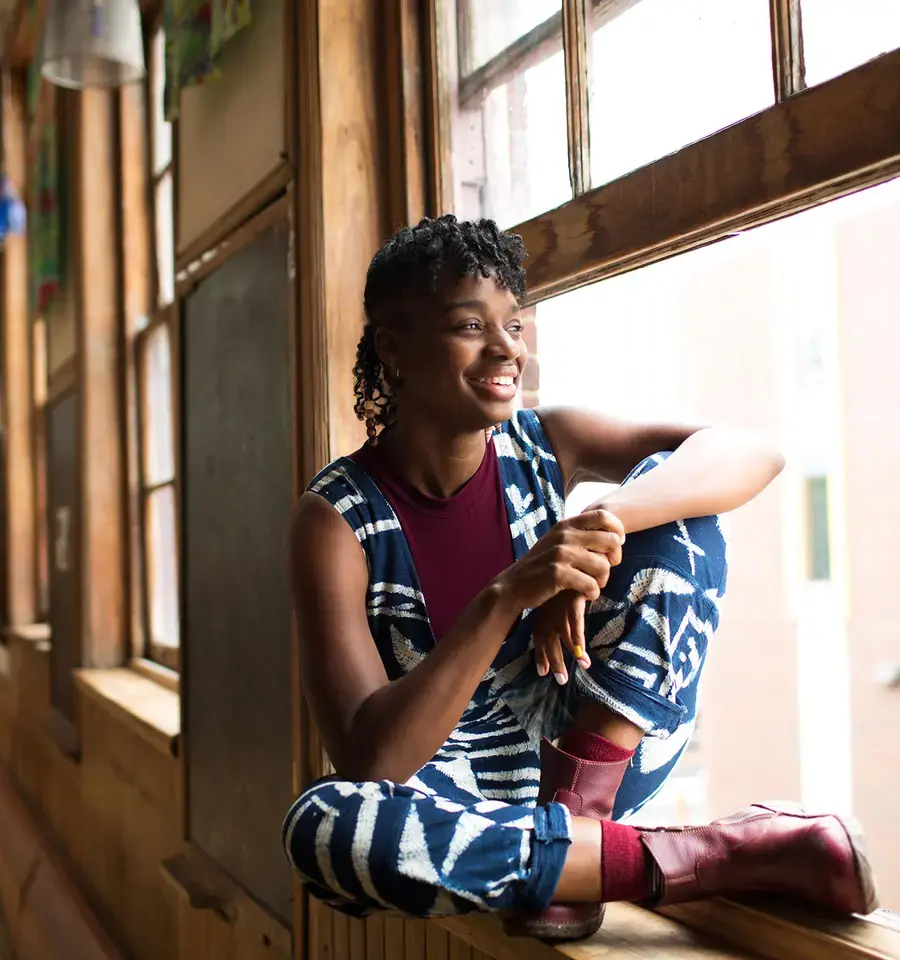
[40,0,146,90]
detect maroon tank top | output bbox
[350,440,514,641]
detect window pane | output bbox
[450,3,570,229]
[458,0,561,75]
[535,174,900,909]
[805,476,831,580]
[141,323,175,485]
[589,0,773,186]
[156,171,175,307]
[145,484,179,650]
[801,0,900,87]
[151,29,172,175]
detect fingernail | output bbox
[554,672,568,686]
[578,657,591,670]
[537,662,549,677]
[573,645,584,659]
[620,534,626,545]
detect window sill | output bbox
[439,899,900,960]
[74,667,180,758]
[129,656,180,694]
[659,897,900,960]
[440,905,757,959]
[3,622,51,649]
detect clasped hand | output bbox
[495,508,625,685]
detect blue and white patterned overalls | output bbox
[283,409,728,917]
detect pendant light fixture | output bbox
[40,0,145,90]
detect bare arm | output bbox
[538,407,784,532]
[290,492,517,782]
[290,490,621,783]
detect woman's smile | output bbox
[466,369,520,402]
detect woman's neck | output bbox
[379,418,488,499]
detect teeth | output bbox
[478,376,515,385]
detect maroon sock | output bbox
[600,820,652,902]
[559,728,635,765]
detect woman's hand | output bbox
[530,506,625,684]
[494,509,625,655]
[532,591,589,684]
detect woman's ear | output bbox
[374,326,401,383]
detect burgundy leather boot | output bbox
[640,802,879,915]
[504,737,631,940]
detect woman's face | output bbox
[379,273,529,433]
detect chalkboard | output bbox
[46,389,80,728]
[182,220,294,922]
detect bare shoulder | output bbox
[289,490,368,587]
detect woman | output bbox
[283,215,876,941]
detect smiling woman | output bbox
[282,214,873,942]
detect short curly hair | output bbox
[353,214,527,430]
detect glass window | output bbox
[149,27,175,307]
[533,174,900,911]
[132,25,180,668]
[141,323,175,486]
[589,0,774,186]
[33,319,49,619]
[138,320,178,665]
[449,0,570,227]
[155,170,175,309]
[151,28,172,175]
[457,0,561,74]
[805,475,831,580]
[801,0,900,87]
[146,483,179,654]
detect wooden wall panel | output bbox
[183,219,294,923]
[178,0,286,254]
[319,0,389,459]
[305,901,506,960]
[0,644,292,960]
[1,71,35,626]
[74,88,126,671]
[45,391,80,727]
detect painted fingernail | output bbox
[554,672,568,686]
[573,645,584,659]
[537,661,549,677]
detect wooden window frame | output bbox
[134,310,179,672]
[426,3,900,958]
[453,0,642,198]
[31,318,50,623]
[450,0,811,207]
[148,21,175,312]
[126,18,180,675]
